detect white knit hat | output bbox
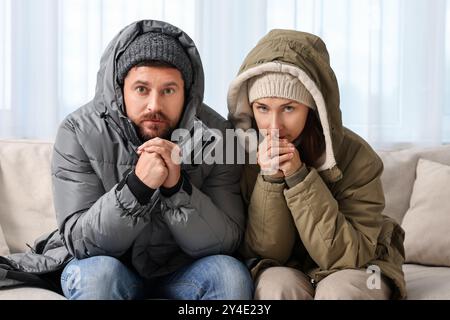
[248,72,315,109]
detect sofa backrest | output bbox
[1,139,450,253]
[377,144,450,224]
[0,140,57,253]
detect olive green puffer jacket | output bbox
[227,29,406,299]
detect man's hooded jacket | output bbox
[0,20,244,292]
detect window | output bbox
[0,0,449,145]
[0,0,11,111]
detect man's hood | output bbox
[227,29,344,182]
[93,19,204,146]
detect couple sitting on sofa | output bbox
[0,19,406,300]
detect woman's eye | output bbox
[136,86,148,94]
[256,106,268,113]
[284,106,294,112]
[163,88,175,95]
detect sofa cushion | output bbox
[0,223,9,256]
[0,140,57,253]
[403,264,450,300]
[0,286,66,300]
[401,158,450,266]
[377,144,450,224]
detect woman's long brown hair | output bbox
[297,111,326,167]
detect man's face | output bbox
[123,66,185,141]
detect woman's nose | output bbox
[270,115,282,133]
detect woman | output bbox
[227,29,406,300]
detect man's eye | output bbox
[136,86,148,94]
[163,88,175,95]
[284,106,294,112]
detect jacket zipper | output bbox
[100,109,139,156]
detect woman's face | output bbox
[252,97,310,142]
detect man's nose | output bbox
[146,92,162,113]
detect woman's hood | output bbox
[227,29,344,182]
[93,19,205,135]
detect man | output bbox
[1,20,252,300]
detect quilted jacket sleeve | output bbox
[160,162,245,257]
[283,159,384,271]
[240,174,296,264]
[51,118,159,259]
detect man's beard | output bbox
[136,111,176,141]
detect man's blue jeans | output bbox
[60,255,254,300]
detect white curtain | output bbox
[0,0,449,149]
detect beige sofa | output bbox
[1,139,450,300]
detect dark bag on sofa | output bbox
[0,230,72,293]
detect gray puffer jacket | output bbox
[0,20,244,291]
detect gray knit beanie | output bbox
[248,72,315,109]
[117,32,193,88]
